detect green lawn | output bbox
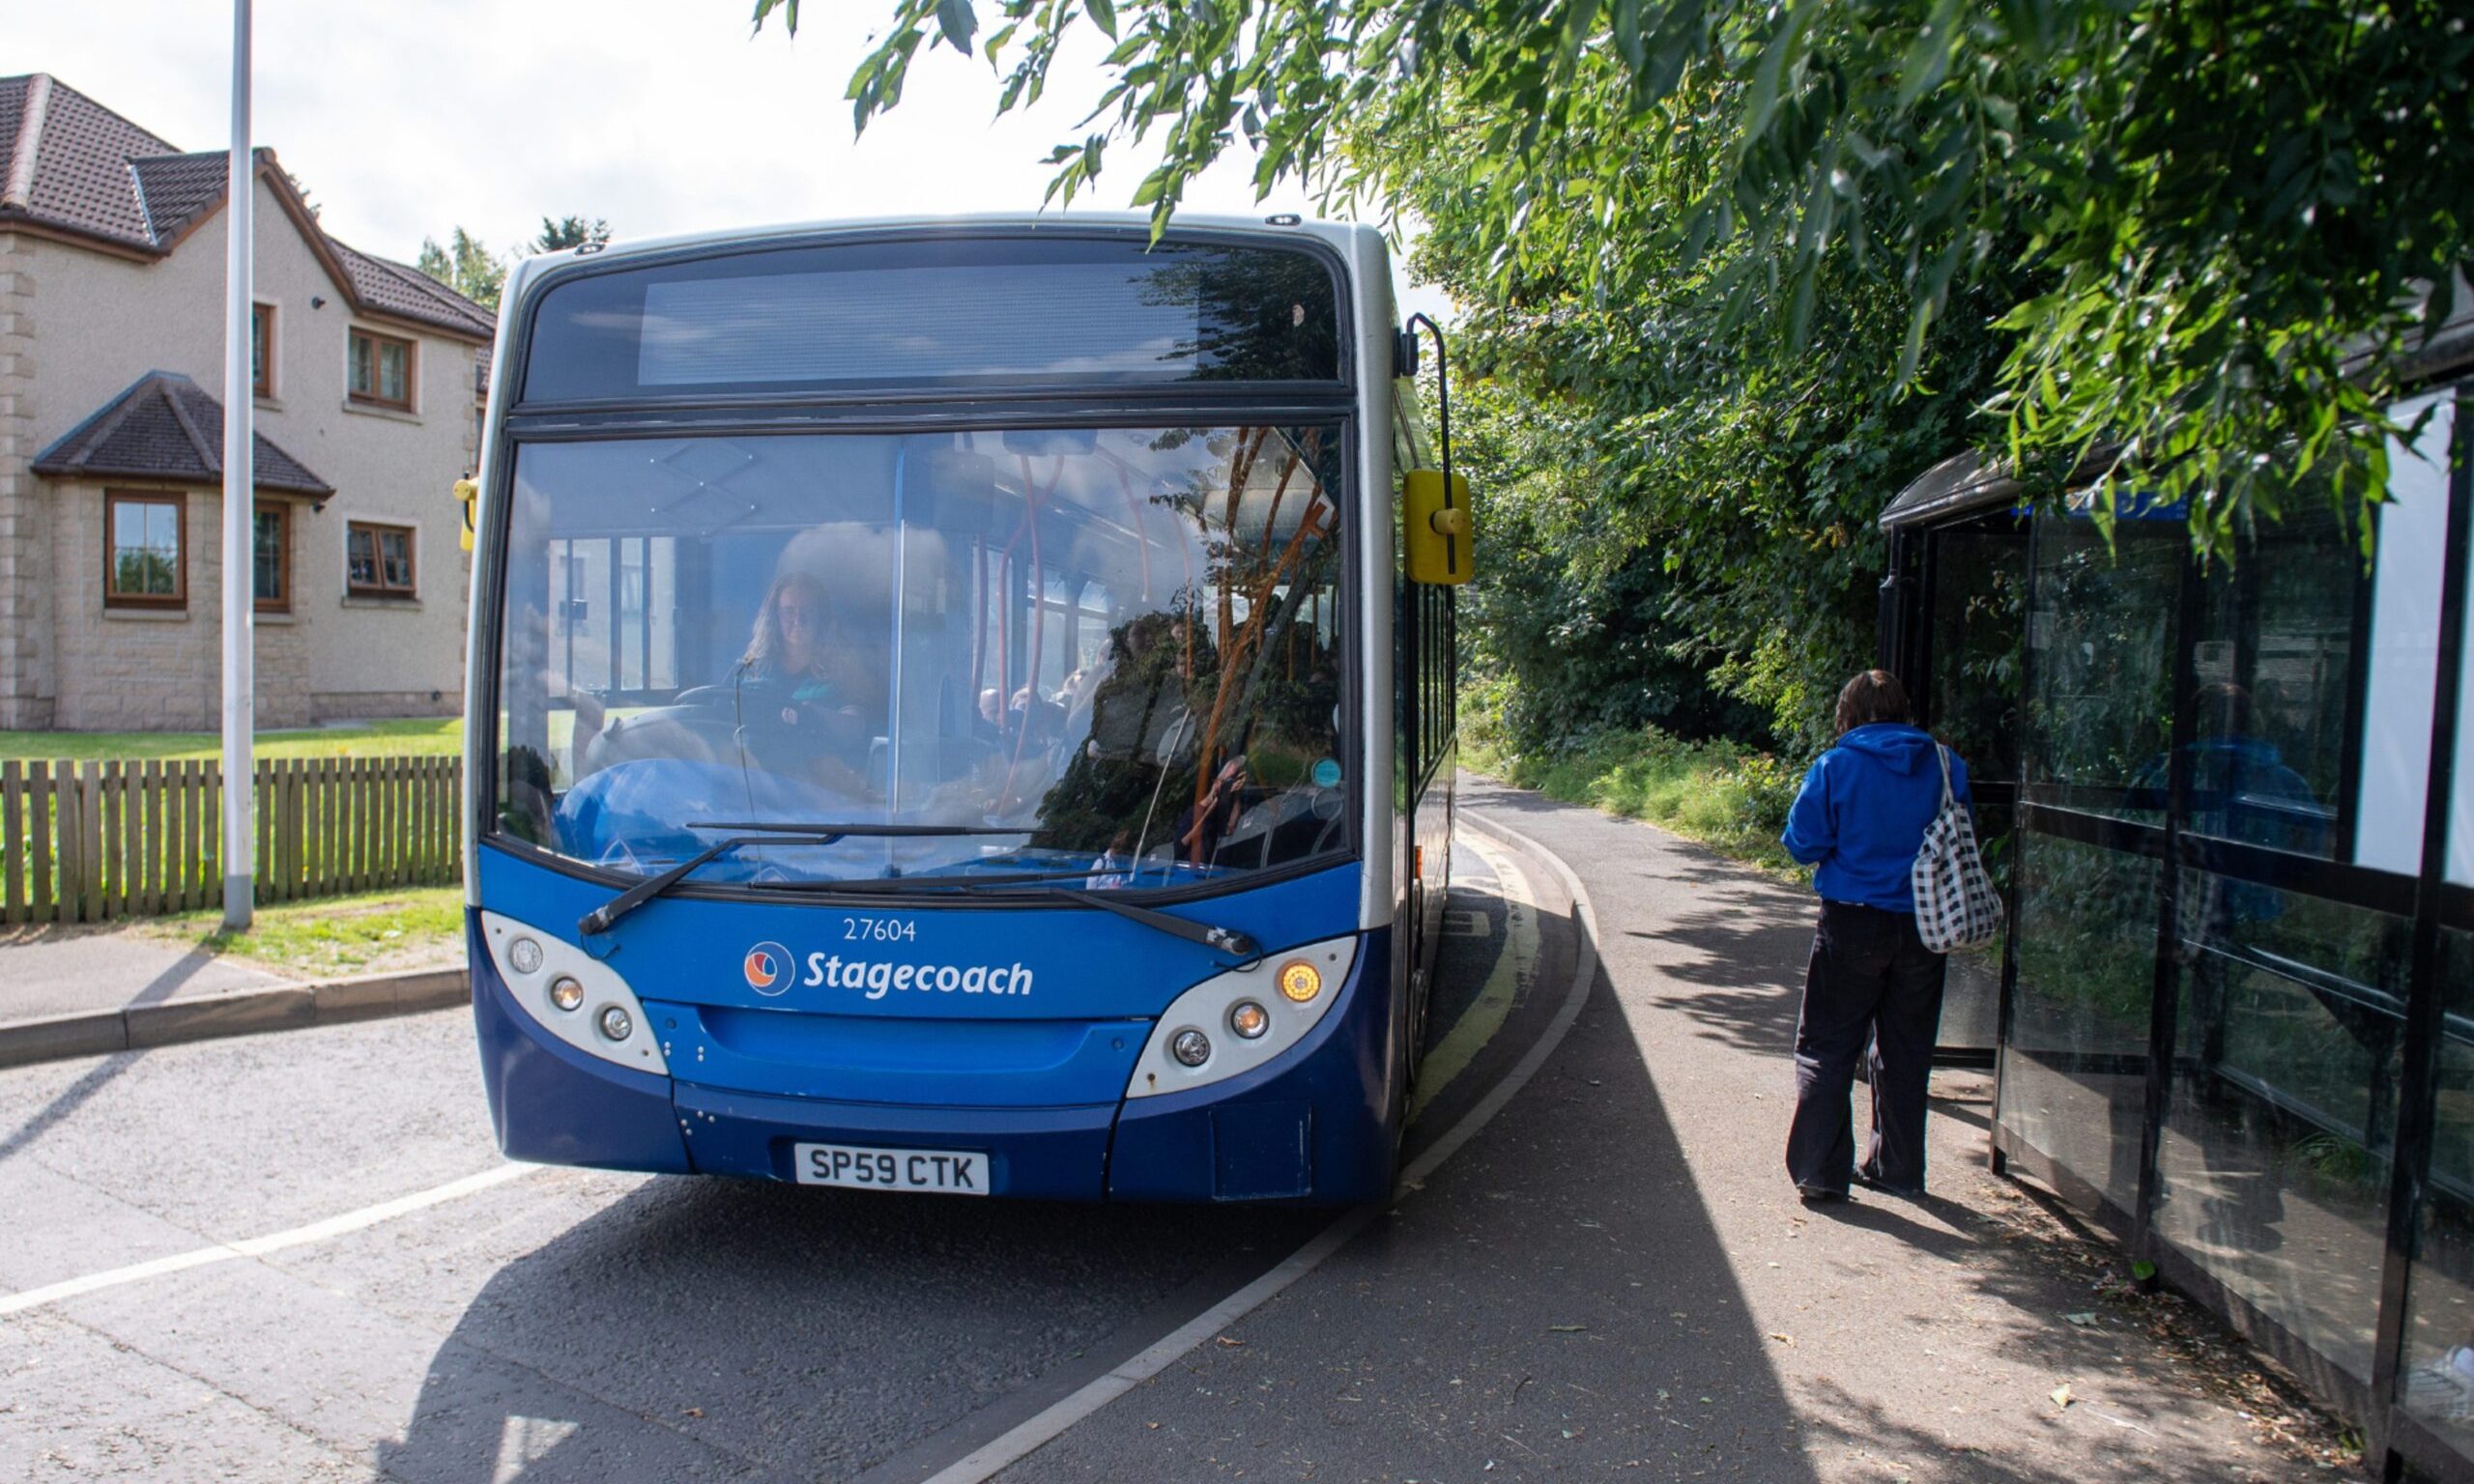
[0,717,462,762]
[141,886,466,978]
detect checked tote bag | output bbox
[1912,744,2002,954]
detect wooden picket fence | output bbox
[1,756,462,925]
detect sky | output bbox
[5,1,1446,320]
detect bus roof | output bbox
[503,213,1381,304]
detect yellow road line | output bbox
[1409,829,1537,1123]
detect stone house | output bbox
[0,73,495,732]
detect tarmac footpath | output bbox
[992,778,2341,1484]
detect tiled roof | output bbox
[0,72,494,341]
[331,239,497,341]
[31,371,334,499]
[129,151,230,244]
[4,74,175,250]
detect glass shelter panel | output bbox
[1927,526,2028,1053]
[2181,508,2358,861]
[2151,873,2409,1381]
[2024,503,2185,825]
[2399,931,2474,1438]
[495,426,1350,894]
[1998,833,2159,1211]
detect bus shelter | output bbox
[1876,324,2474,1480]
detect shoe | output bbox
[1854,1167,1924,1199]
[1796,1184,1847,1205]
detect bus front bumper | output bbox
[471,921,1396,1203]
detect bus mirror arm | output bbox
[1403,312,1456,578]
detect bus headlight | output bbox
[481,910,668,1075]
[1127,934,1358,1099]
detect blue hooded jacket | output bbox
[1780,724,1971,912]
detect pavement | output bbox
[992,781,2349,1482]
[0,928,290,1023]
[0,778,2351,1482]
[0,922,470,1069]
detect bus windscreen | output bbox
[519,238,1343,402]
[492,424,1351,895]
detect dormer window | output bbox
[349,328,415,411]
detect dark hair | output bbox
[1833,670,1912,736]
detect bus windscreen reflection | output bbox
[495,426,1350,893]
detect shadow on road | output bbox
[374,1171,1329,1482]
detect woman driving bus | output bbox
[739,570,878,799]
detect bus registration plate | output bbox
[793,1143,989,1195]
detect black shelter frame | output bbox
[1878,335,2474,1481]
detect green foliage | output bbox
[1413,119,2020,747]
[756,0,2472,561]
[416,226,507,311]
[1463,714,1804,875]
[1453,377,1769,752]
[532,214,612,253]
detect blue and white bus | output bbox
[461,216,1467,1203]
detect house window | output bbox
[253,501,289,613]
[251,303,274,397]
[347,521,416,598]
[104,491,186,609]
[348,328,415,410]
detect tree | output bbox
[754,0,2472,560]
[532,215,612,253]
[415,227,506,311]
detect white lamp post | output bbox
[220,0,254,930]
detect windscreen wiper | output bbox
[580,823,1022,936]
[751,868,1138,896]
[917,878,1261,960]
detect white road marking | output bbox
[919,806,1602,1484]
[0,1163,532,1316]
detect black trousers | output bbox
[1784,900,1948,1194]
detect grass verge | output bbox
[1463,723,1807,878]
[141,887,466,979]
[0,717,462,762]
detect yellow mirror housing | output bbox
[1404,469,1473,585]
[452,476,478,554]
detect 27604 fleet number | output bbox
[843,916,916,942]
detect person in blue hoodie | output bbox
[1778,670,1971,1204]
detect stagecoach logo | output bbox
[736,939,1037,1002]
[742,941,794,996]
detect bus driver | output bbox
[739,570,877,799]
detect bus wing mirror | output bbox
[1403,469,1473,586]
[452,476,478,554]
